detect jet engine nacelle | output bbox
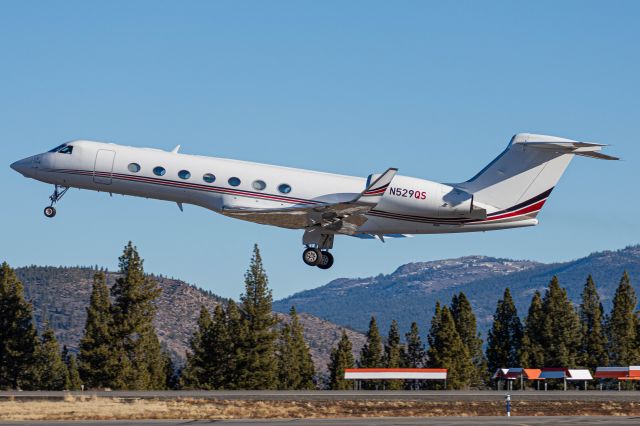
[377,175,486,219]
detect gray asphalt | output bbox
[1,417,640,425]
[1,390,639,401]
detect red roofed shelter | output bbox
[595,366,640,390]
[344,368,447,390]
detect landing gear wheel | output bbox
[317,251,334,270]
[44,206,57,218]
[302,248,322,266]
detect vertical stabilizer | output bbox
[455,133,617,212]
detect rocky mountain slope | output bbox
[15,266,364,375]
[274,245,640,339]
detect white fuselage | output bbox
[11,140,539,236]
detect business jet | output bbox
[11,133,617,269]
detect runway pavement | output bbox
[1,390,639,401]
[1,417,640,425]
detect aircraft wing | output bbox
[222,168,397,233]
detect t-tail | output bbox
[455,133,618,219]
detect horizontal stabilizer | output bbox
[522,141,619,160]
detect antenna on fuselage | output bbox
[171,145,181,153]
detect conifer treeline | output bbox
[0,262,83,390]
[180,245,316,390]
[327,273,639,390]
[483,273,639,375]
[326,292,489,390]
[1,244,638,390]
[0,243,316,391]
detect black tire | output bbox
[302,248,322,266]
[317,251,334,269]
[44,206,56,218]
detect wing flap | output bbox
[222,167,398,234]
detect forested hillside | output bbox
[15,266,364,374]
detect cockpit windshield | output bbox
[48,144,74,154]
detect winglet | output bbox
[171,145,181,154]
[359,168,397,204]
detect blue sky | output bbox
[1,1,638,300]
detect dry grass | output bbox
[1,397,640,421]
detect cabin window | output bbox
[252,180,266,191]
[203,173,216,183]
[128,163,141,173]
[153,166,166,176]
[228,177,241,187]
[178,170,191,180]
[278,183,292,194]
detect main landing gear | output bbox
[44,185,69,218]
[302,248,334,269]
[301,230,335,269]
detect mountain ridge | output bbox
[274,245,640,339]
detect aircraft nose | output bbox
[10,157,31,175]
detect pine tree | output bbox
[78,272,116,389]
[519,291,546,368]
[451,292,488,388]
[607,272,639,366]
[163,351,178,390]
[181,306,213,389]
[384,319,404,390]
[540,276,581,367]
[360,316,383,367]
[277,307,315,389]
[486,288,523,373]
[579,275,608,370]
[208,304,233,389]
[110,242,165,390]
[404,322,426,368]
[404,321,426,390]
[328,330,355,390]
[35,324,68,390]
[0,262,39,390]
[62,346,82,390]
[359,316,383,389]
[236,244,278,389]
[426,304,473,389]
[225,299,247,389]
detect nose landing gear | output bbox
[44,185,69,218]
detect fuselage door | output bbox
[94,149,116,185]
